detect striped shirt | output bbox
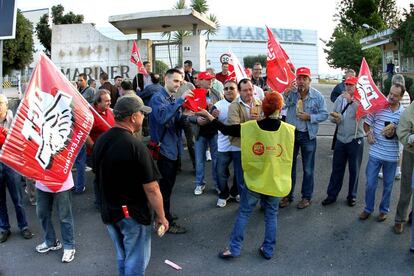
[366,105,404,161]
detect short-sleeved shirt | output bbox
[365,105,404,162]
[92,127,161,225]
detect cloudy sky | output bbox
[17,0,414,74]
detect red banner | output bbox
[354,58,389,120]
[0,53,94,191]
[266,26,296,93]
[130,41,148,75]
[220,51,247,82]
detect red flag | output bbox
[221,51,247,83]
[266,26,296,93]
[0,53,94,191]
[130,41,148,75]
[354,58,389,120]
[183,88,207,112]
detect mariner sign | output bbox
[225,26,304,43]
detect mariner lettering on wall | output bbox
[60,65,132,81]
[227,27,303,42]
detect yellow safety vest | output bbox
[241,120,295,197]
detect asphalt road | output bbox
[1,84,414,276]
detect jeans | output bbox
[326,138,364,200]
[36,189,75,249]
[106,218,151,276]
[0,164,28,231]
[74,145,86,192]
[364,156,397,214]
[182,120,195,168]
[194,135,218,188]
[395,149,414,223]
[229,188,280,258]
[217,152,239,200]
[157,153,179,223]
[289,131,317,200]
[231,151,245,194]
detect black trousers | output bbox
[157,153,179,223]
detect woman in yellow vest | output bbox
[196,92,295,260]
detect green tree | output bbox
[3,10,34,74]
[243,55,267,68]
[35,5,84,56]
[393,4,414,57]
[325,0,399,79]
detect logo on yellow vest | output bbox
[252,141,284,157]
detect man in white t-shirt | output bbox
[213,80,241,207]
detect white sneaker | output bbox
[378,172,383,179]
[85,166,92,172]
[217,198,227,208]
[62,249,76,263]
[36,240,62,253]
[395,171,401,180]
[206,150,212,161]
[194,185,205,195]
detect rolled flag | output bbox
[0,53,94,191]
[266,26,296,93]
[130,40,148,75]
[354,58,389,120]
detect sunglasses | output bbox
[224,87,236,91]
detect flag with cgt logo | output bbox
[0,53,94,191]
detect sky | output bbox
[17,0,414,74]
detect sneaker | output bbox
[217,198,227,208]
[21,228,33,239]
[194,185,205,196]
[167,222,187,234]
[85,166,92,172]
[206,150,212,161]
[297,199,311,209]
[62,249,76,263]
[229,194,240,202]
[0,230,11,243]
[378,172,383,179]
[36,240,62,253]
[395,171,401,180]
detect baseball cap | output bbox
[344,76,358,85]
[113,96,152,120]
[296,67,311,77]
[198,71,215,80]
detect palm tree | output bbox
[204,13,219,49]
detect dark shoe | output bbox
[297,199,311,209]
[410,247,414,253]
[321,198,336,206]
[393,223,403,234]
[0,230,11,243]
[359,211,371,220]
[167,223,187,234]
[21,228,33,239]
[279,197,292,208]
[218,249,235,259]
[409,212,412,224]
[259,247,272,260]
[377,213,387,222]
[347,198,356,207]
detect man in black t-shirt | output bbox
[92,96,168,276]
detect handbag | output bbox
[331,101,352,150]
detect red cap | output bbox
[198,71,215,80]
[344,76,358,85]
[296,67,311,77]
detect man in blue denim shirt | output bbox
[280,67,328,209]
[149,68,193,234]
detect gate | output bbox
[152,41,182,74]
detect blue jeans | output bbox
[74,145,86,192]
[229,188,280,258]
[217,152,239,200]
[106,218,151,276]
[326,138,364,200]
[364,156,397,214]
[36,189,75,249]
[289,131,316,200]
[0,164,28,231]
[231,151,245,194]
[194,135,218,188]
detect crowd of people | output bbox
[1,58,414,276]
